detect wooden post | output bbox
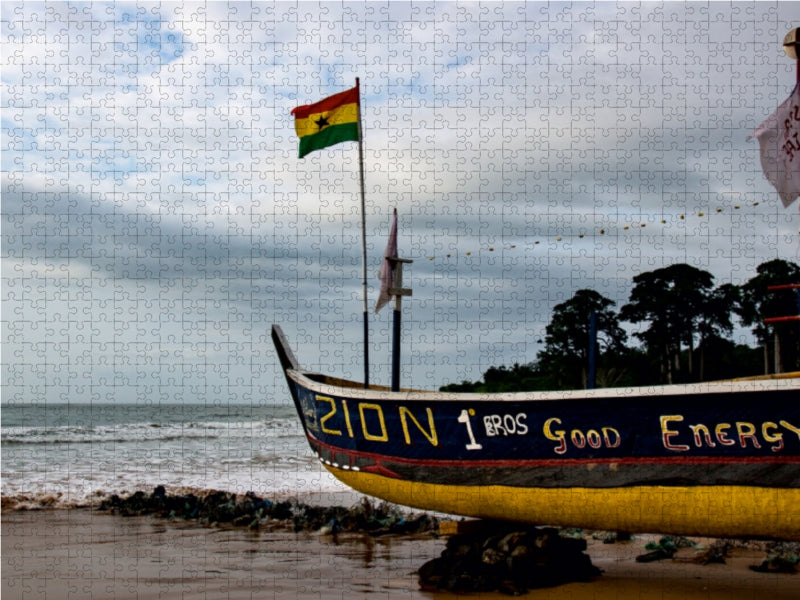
[764,283,800,374]
[388,257,412,391]
[587,311,597,390]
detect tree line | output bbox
[441,259,800,393]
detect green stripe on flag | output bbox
[298,122,359,158]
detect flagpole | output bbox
[356,77,370,388]
[786,28,800,83]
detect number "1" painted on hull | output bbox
[458,409,483,450]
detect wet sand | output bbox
[3,509,800,599]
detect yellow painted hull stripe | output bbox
[330,467,800,540]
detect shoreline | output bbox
[4,503,800,599]
[0,484,366,513]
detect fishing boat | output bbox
[273,324,800,539]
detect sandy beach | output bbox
[3,508,800,600]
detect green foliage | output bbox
[738,259,800,373]
[536,289,627,389]
[620,264,721,383]
[440,363,554,393]
[440,260,800,392]
[692,335,763,382]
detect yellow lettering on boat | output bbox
[317,395,341,436]
[399,406,438,446]
[341,400,355,438]
[571,429,586,448]
[763,422,784,452]
[660,415,689,451]
[543,417,567,455]
[602,427,621,448]
[780,420,800,439]
[688,424,716,448]
[736,422,762,449]
[359,403,388,442]
[665,418,795,451]
[715,423,735,446]
[586,429,603,449]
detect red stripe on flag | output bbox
[291,86,359,119]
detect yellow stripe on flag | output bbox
[294,103,359,138]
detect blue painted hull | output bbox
[272,325,800,538]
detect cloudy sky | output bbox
[3,2,800,405]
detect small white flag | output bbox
[375,208,398,313]
[749,84,800,208]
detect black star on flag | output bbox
[314,115,330,130]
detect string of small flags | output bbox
[422,203,777,261]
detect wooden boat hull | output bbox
[331,472,800,540]
[272,325,800,539]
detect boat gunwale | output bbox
[287,368,800,402]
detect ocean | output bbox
[1,402,348,509]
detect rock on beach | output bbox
[418,524,601,594]
[98,486,439,535]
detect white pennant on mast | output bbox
[375,208,398,313]
[749,83,800,208]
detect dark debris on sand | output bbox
[635,535,696,562]
[634,536,800,573]
[98,486,438,535]
[750,541,800,574]
[418,524,601,595]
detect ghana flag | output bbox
[292,86,360,158]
